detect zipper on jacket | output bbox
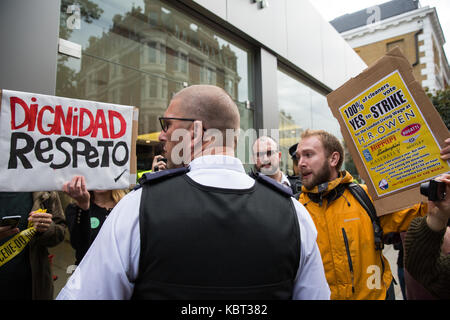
[341,228,355,294]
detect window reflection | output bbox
[57,0,254,170]
[277,69,343,176]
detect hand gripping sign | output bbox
[0,89,138,191]
[327,47,450,216]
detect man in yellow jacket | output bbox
[295,129,450,300]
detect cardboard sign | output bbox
[0,89,138,192]
[327,47,450,216]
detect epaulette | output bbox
[133,167,189,190]
[253,172,293,197]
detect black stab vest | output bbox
[132,172,301,299]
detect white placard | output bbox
[0,89,136,191]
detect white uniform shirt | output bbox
[280,172,291,187]
[57,155,330,300]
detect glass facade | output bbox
[57,0,254,171]
[0,0,369,298]
[277,68,344,176]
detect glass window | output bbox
[149,11,158,26]
[176,52,188,74]
[147,41,157,63]
[386,39,405,53]
[57,0,254,170]
[149,77,157,98]
[277,68,357,178]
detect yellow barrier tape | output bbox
[0,209,46,267]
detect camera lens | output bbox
[420,181,430,197]
[420,179,446,201]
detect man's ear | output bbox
[192,120,203,156]
[192,121,203,141]
[329,151,340,169]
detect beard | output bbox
[257,163,278,176]
[301,161,332,190]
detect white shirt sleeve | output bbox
[56,158,329,300]
[56,189,142,300]
[291,198,330,300]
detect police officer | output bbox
[57,85,329,300]
[286,142,302,195]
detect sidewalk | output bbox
[49,235,74,299]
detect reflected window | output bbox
[57,0,254,170]
[149,11,158,25]
[148,42,157,63]
[201,65,216,85]
[176,52,188,73]
[277,68,345,176]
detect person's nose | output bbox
[158,130,167,142]
[298,156,306,168]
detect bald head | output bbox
[252,136,282,179]
[253,136,278,151]
[172,85,240,132]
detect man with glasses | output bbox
[251,136,291,188]
[57,85,329,300]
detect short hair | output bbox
[300,129,344,171]
[252,135,279,152]
[173,85,240,133]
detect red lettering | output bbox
[108,110,126,139]
[10,97,29,130]
[52,105,72,135]
[28,102,38,131]
[9,96,128,140]
[37,106,54,135]
[79,108,94,137]
[91,110,109,138]
[73,110,78,136]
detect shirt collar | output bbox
[189,155,246,174]
[280,172,291,186]
[258,171,291,186]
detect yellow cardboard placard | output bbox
[339,70,449,197]
[327,47,450,215]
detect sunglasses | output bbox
[159,117,197,132]
[254,150,278,158]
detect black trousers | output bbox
[385,281,396,300]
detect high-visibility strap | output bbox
[0,209,46,268]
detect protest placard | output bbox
[0,89,138,192]
[327,47,450,216]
